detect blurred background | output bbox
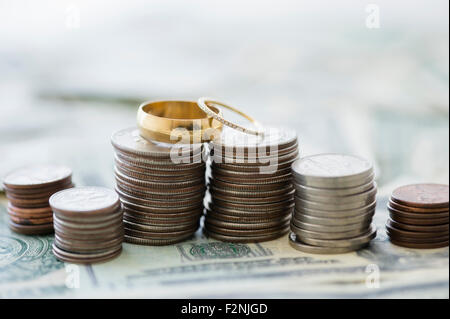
[0,0,448,194]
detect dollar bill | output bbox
[1,194,448,299]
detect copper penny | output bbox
[387,232,449,244]
[387,204,449,219]
[389,239,449,249]
[388,218,448,233]
[391,184,449,209]
[3,164,72,190]
[386,222,448,239]
[389,213,449,226]
[388,199,448,213]
[8,214,53,225]
[9,220,53,235]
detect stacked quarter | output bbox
[2,165,73,235]
[387,184,449,249]
[290,154,377,254]
[50,187,124,264]
[204,127,299,243]
[111,127,205,245]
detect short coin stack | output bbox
[50,187,124,264]
[2,165,73,235]
[289,154,377,254]
[387,183,449,249]
[111,127,205,245]
[204,127,299,243]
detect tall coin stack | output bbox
[204,127,299,243]
[387,184,449,249]
[50,187,124,264]
[2,165,73,235]
[111,127,205,245]
[289,154,377,254]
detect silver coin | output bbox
[295,184,377,204]
[115,156,205,176]
[291,217,371,233]
[205,213,291,230]
[54,206,123,224]
[288,232,369,254]
[207,202,295,216]
[292,154,373,188]
[211,166,291,178]
[294,210,374,226]
[53,213,123,230]
[124,234,193,246]
[211,126,298,153]
[50,186,119,215]
[296,187,377,205]
[294,201,376,218]
[212,151,299,167]
[211,141,299,160]
[294,172,375,189]
[296,226,377,248]
[213,171,293,185]
[120,198,203,214]
[209,184,293,199]
[114,168,205,188]
[290,222,369,240]
[294,180,375,197]
[206,209,292,223]
[212,189,295,205]
[295,196,376,211]
[123,219,198,233]
[111,127,202,158]
[115,152,204,169]
[115,187,204,207]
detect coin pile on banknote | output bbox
[2,165,73,235]
[111,127,205,245]
[387,183,449,249]
[50,187,124,263]
[204,127,299,243]
[289,154,377,254]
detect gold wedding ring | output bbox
[197,97,264,136]
[137,100,223,144]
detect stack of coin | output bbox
[204,127,299,243]
[50,187,124,264]
[387,183,449,249]
[2,165,73,235]
[289,154,377,254]
[111,127,205,245]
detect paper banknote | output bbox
[0,193,448,299]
